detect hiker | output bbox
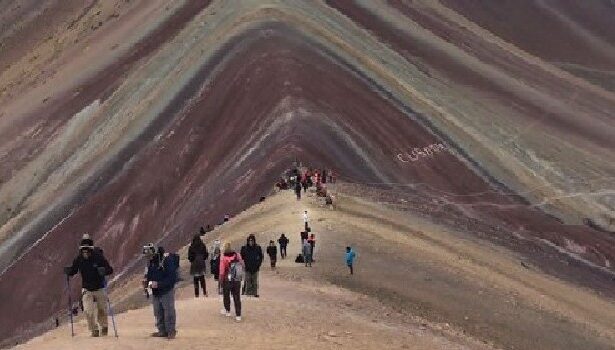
[302,239,313,267]
[223,214,230,223]
[346,246,356,275]
[188,235,208,297]
[303,210,309,230]
[64,234,113,337]
[325,194,334,209]
[144,245,179,339]
[294,181,302,200]
[322,169,327,184]
[308,233,316,259]
[240,234,263,297]
[300,230,308,246]
[199,226,206,236]
[278,234,289,259]
[266,240,277,269]
[219,242,243,321]
[210,239,222,294]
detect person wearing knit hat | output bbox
[65,233,113,337]
[79,234,94,250]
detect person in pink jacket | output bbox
[219,242,244,321]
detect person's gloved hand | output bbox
[97,266,106,276]
[63,267,72,275]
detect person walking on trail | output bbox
[346,246,356,275]
[308,233,316,260]
[300,230,308,246]
[266,240,277,269]
[64,235,113,337]
[219,242,243,322]
[295,181,302,200]
[210,239,222,294]
[303,210,309,230]
[144,245,179,339]
[188,235,208,298]
[240,234,263,297]
[302,239,313,267]
[278,234,289,259]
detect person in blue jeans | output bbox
[345,246,356,275]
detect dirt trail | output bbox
[13,187,615,349]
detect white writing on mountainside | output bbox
[396,143,449,163]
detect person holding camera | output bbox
[143,244,179,339]
[64,234,113,337]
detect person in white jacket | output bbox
[303,210,309,230]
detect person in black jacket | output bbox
[144,245,178,339]
[240,234,263,297]
[266,240,277,269]
[278,234,289,259]
[188,235,208,297]
[64,234,113,337]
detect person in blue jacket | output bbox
[345,246,356,275]
[144,245,178,339]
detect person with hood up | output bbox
[266,240,277,269]
[219,242,244,321]
[302,239,313,267]
[278,234,289,259]
[188,235,208,297]
[64,234,113,337]
[240,234,263,297]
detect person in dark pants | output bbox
[64,235,113,337]
[144,246,178,339]
[210,239,221,294]
[294,181,302,200]
[266,241,277,269]
[219,243,243,321]
[240,234,263,297]
[346,246,356,275]
[278,234,289,259]
[188,235,208,297]
[308,233,316,260]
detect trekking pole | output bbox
[102,280,118,338]
[65,274,74,337]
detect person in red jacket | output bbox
[219,243,244,321]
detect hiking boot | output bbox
[167,331,176,340]
[235,316,242,322]
[91,330,100,337]
[151,331,168,337]
[100,327,108,336]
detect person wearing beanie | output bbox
[64,234,113,337]
[219,243,244,321]
[240,234,263,297]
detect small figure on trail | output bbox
[199,226,206,236]
[302,240,313,267]
[322,169,327,184]
[188,235,208,298]
[278,234,289,259]
[144,245,179,339]
[223,214,230,223]
[266,240,277,269]
[210,239,222,294]
[219,243,244,322]
[303,210,309,230]
[64,234,113,337]
[346,246,356,275]
[295,181,302,200]
[240,234,264,297]
[308,233,316,260]
[325,194,334,210]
